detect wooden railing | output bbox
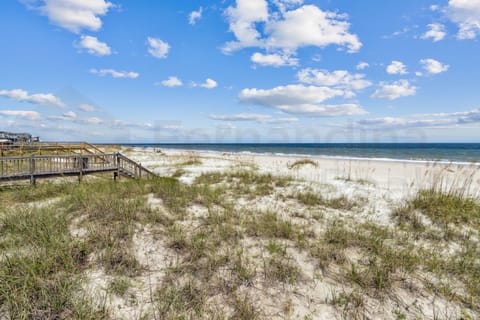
[0,142,113,157]
[0,153,156,184]
[117,153,156,179]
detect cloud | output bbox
[63,110,77,118]
[265,5,362,53]
[78,104,97,112]
[215,122,237,130]
[239,84,366,117]
[0,88,66,108]
[0,110,41,120]
[159,76,183,87]
[77,35,112,55]
[447,0,480,39]
[189,7,203,25]
[240,85,344,106]
[386,60,408,75]
[352,108,480,130]
[223,0,269,53]
[209,113,298,124]
[371,80,417,100]
[272,0,304,13]
[297,68,372,91]
[420,58,449,74]
[355,117,456,129]
[147,37,170,59]
[90,68,139,79]
[209,113,273,121]
[421,23,447,42]
[223,2,361,55]
[251,52,298,67]
[74,116,104,125]
[22,0,113,33]
[356,62,369,70]
[198,78,218,89]
[47,110,78,121]
[274,103,366,117]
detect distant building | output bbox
[0,131,40,146]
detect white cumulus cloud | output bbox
[0,110,41,120]
[371,80,417,100]
[160,76,183,87]
[251,52,298,67]
[200,78,218,89]
[78,35,112,56]
[420,58,449,74]
[356,62,369,70]
[421,23,447,42]
[0,88,66,108]
[223,0,269,53]
[240,85,344,107]
[223,1,361,57]
[78,104,97,112]
[90,68,139,79]
[189,7,203,25]
[447,0,480,39]
[239,84,366,117]
[386,61,408,75]
[147,37,170,59]
[23,0,113,33]
[264,5,362,53]
[297,69,372,91]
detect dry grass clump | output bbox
[392,187,480,310]
[410,189,480,228]
[0,181,76,205]
[293,190,362,210]
[195,170,292,198]
[154,278,207,319]
[0,206,107,319]
[310,222,419,293]
[288,159,318,169]
[263,242,301,285]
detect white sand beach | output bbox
[2,147,479,320]
[100,146,480,320]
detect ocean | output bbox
[123,143,480,164]
[119,143,480,163]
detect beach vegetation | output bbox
[1,152,479,319]
[288,159,318,169]
[293,190,362,210]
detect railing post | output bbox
[77,155,83,183]
[115,153,120,181]
[29,155,36,185]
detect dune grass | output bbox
[288,159,318,169]
[292,190,363,210]
[1,165,479,319]
[195,170,292,198]
[0,206,107,319]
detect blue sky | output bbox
[1,0,479,143]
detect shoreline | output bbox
[123,147,480,201]
[126,145,480,167]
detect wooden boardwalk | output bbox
[0,153,156,184]
[0,141,108,156]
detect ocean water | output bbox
[124,143,480,163]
